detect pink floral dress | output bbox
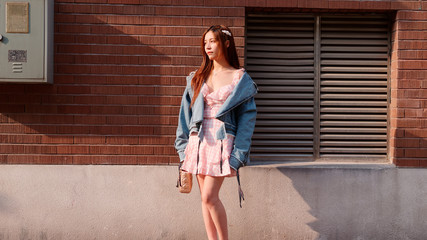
[181,69,244,177]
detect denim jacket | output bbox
[174,70,258,171]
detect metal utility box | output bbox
[0,0,53,83]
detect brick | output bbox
[55,14,76,23]
[329,1,360,9]
[299,0,328,8]
[56,125,92,134]
[56,24,91,34]
[420,138,427,148]
[57,65,91,74]
[395,138,420,148]
[398,70,427,80]
[91,106,123,115]
[391,1,421,10]
[204,0,235,7]
[139,136,173,145]
[398,40,427,50]
[57,105,91,114]
[106,36,141,45]
[74,136,106,144]
[155,6,218,16]
[106,136,139,144]
[153,126,176,135]
[138,116,174,125]
[390,108,405,118]
[405,129,427,138]
[398,31,427,40]
[398,50,427,59]
[405,148,427,158]
[122,86,156,95]
[40,115,75,124]
[395,158,420,167]
[41,135,74,144]
[74,115,107,125]
[0,104,25,113]
[121,126,154,135]
[397,11,427,20]
[394,118,421,128]
[57,4,92,13]
[396,99,421,108]
[405,109,424,118]
[419,160,427,168]
[153,146,176,155]
[106,116,139,125]
[398,22,427,31]
[108,0,139,4]
[360,1,391,9]
[57,44,92,54]
[57,146,90,154]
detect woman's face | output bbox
[204,31,221,61]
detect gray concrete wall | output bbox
[0,163,426,240]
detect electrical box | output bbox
[0,0,53,83]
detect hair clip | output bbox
[221,30,232,37]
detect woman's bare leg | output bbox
[197,175,218,240]
[197,174,228,240]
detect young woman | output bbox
[175,25,257,240]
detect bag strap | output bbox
[176,162,182,188]
[237,169,245,208]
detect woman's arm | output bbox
[174,86,192,162]
[229,97,257,170]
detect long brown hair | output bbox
[190,25,240,107]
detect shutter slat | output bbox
[321,87,387,93]
[255,127,313,133]
[321,108,387,113]
[321,134,387,140]
[321,121,387,127]
[252,134,313,139]
[321,94,387,99]
[255,100,314,106]
[257,107,314,112]
[321,128,387,133]
[321,39,388,45]
[321,141,387,146]
[256,120,313,126]
[252,140,313,146]
[321,67,387,73]
[321,114,387,120]
[322,81,387,86]
[321,46,388,52]
[320,148,387,153]
[321,101,387,106]
[259,86,314,92]
[247,59,314,66]
[321,60,387,66]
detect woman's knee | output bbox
[201,192,219,207]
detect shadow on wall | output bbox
[0,12,189,164]
[274,166,427,240]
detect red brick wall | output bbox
[0,0,425,166]
[391,7,427,167]
[0,0,245,164]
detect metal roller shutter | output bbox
[246,14,316,161]
[246,13,390,161]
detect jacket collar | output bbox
[216,71,258,117]
[190,70,258,122]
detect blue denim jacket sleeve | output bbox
[229,96,257,171]
[174,84,192,162]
